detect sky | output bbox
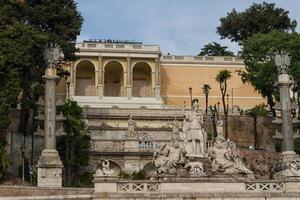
[75,0,300,55]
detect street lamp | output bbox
[189,86,193,109]
[226,94,229,114]
[217,102,220,113]
[67,81,70,100]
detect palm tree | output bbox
[215,70,232,138]
[202,84,211,114]
[245,104,268,150]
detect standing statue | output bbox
[216,120,224,136]
[171,116,181,138]
[185,99,206,156]
[127,115,137,137]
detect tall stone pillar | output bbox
[275,53,294,154]
[275,52,300,178]
[37,47,63,187]
[154,58,161,99]
[278,74,294,153]
[98,56,104,99]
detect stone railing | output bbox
[245,182,285,192]
[76,42,160,52]
[117,182,160,192]
[161,55,243,63]
[138,141,160,149]
[91,140,125,152]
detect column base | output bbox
[37,149,63,187]
[124,138,139,151]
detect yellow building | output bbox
[57,40,264,110]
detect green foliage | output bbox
[217,2,297,42]
[57,100,91,187]
[118,171,131,179]
[202,84,211,96]
[131,170,146,180]
[0,0,82,143]
[240,30,300,113]
[0,141,10,183]
[71,171,94,188]
[294,140,300,154]
[198,42,234,56]
[245,104,268,117]
[215,70,232,84]
[118,170,147,180]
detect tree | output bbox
[0,140,10,183]
[202,84,211,114]
[239,30,300,116]
[245,104,268,150]
[215,70,232,138]
[217,2,297,43]
[57,100,91,187]
[0,0,82,176]
[198,42,234,56]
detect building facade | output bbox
[57,40,264,110]
[54,40,265,174]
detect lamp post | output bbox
[189,86,193,109]
[67,81,70,100]
[217,102,220,114]
[226,94,229,115]
[231,88,234,114]
[37,45,63,187]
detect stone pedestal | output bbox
[37,149,63,187]
[124,137,139,151]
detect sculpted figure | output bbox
[208,123,252,175]
[153,137,185,175]
[281,160,300,177]
[128,115,137,137]
[95,160,116,176]
[185,99,206,156]
[184,161,205,175]
[171,116,181,138]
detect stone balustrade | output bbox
[76,42,160,52]
[245,182,284,192]
[161,55,244,63]
[94,179,300,196]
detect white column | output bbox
[126,57,132,99]
[37,66,63,187]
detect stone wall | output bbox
[0,186,93,199]
[204,115,276,152]
[7,108,278,177]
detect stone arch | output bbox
[75,60,96,96]
[132,62,152,97]
[104,61,125,97]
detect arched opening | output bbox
[132,62,152,97]
[104,61,124,97]
[76,60,96,96]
